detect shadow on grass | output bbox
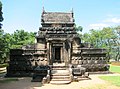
[0,78,19,83]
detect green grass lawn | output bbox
[98,65,120,87]
[110,65,120,73]
[99,76,120,87]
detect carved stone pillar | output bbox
[49,42,52,65]
[47,42,50,65]
[61,44,63,62]
[63,42,65,64]
[68,42,71,64]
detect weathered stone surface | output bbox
[6,10,109,83]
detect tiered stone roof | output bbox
[41,12,74,23]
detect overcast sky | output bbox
[1,0,120,33]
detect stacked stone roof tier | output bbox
[41,12,74,23]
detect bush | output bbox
[0,63,8,68]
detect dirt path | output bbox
[0,77,41,89]
[34,74,120,89]
[0,73,120,89]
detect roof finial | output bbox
[71,8,73,13]
[71,8,74,18]
[42,6,45,13]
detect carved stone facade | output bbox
[6,11,109,83]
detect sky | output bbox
[1,0,120,34]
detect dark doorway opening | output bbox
[55,47,61,63]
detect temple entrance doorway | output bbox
[54,47,61,63]
[51,43,63,64]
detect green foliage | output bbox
[0,29,7,63]
[0,1,4,28]
[99,76,120,87]
[10,30,35,49]
[0,29,35,63]
[82,26,120,61]
[75,25,83,32]
[0,63,8,68]
[110,65,120,73]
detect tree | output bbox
[0,29,35,63]
[10,30,35,49]
[75,25,83,32]
[82,29,102,48]
[0,1,4,28]
[82,26,119,61]
[0,29,7,63]
[113,26,120,61]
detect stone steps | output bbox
[51,68,67,70]
[51,75,70,79]
[50,64,71,84]
[50,80,71,84]
[51,70,70,74]
[51,78,71,81]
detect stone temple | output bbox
[6,10,109,84]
